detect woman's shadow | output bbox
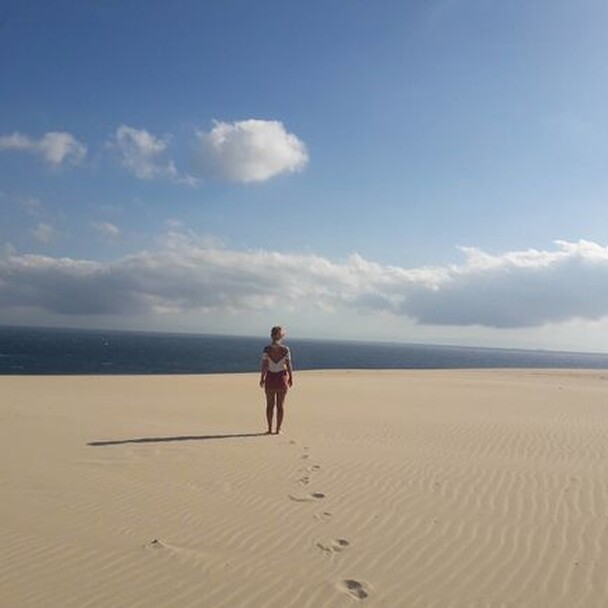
[87,432,268,446]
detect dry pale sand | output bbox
[2,370,608,608]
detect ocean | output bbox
[1,326,607,375]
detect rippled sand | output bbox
[2,370,608,607]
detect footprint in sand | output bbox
[314,511,333,522]
[337,579,370,601]
[298,475,310,486]
[316,538,350,554]
[144,539,211,562]
[289,491,326,502]
[298,463,320,476]
[145,538,170,551]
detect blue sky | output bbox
[2,0,608,351]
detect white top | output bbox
[262,345,291,373]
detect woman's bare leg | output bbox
[265,391,276,434]
[275,391,286,434]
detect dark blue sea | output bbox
[1,326,607,375]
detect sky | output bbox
[1,0,608,352]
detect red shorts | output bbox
[265,370,288,391]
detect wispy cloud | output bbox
[20,197,44,217]
[30,222,56,243]
[109,125,199,186]
[110,125,178,180]
[195,119,308,183]
[91,221,121,241]
[1,237,606,328]
[0,131,87,166]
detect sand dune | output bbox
[2,370,608,607]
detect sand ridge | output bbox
[2,370,608,607]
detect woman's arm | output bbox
[260,356,268,387]
[286,348,293,387]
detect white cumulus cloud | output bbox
[0,131,86,166]
[195,119,308,182]
[1,238,607,329]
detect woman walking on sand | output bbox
[260,326,293,435]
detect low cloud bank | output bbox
[1,238,607,328]
[403,241,608,327]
